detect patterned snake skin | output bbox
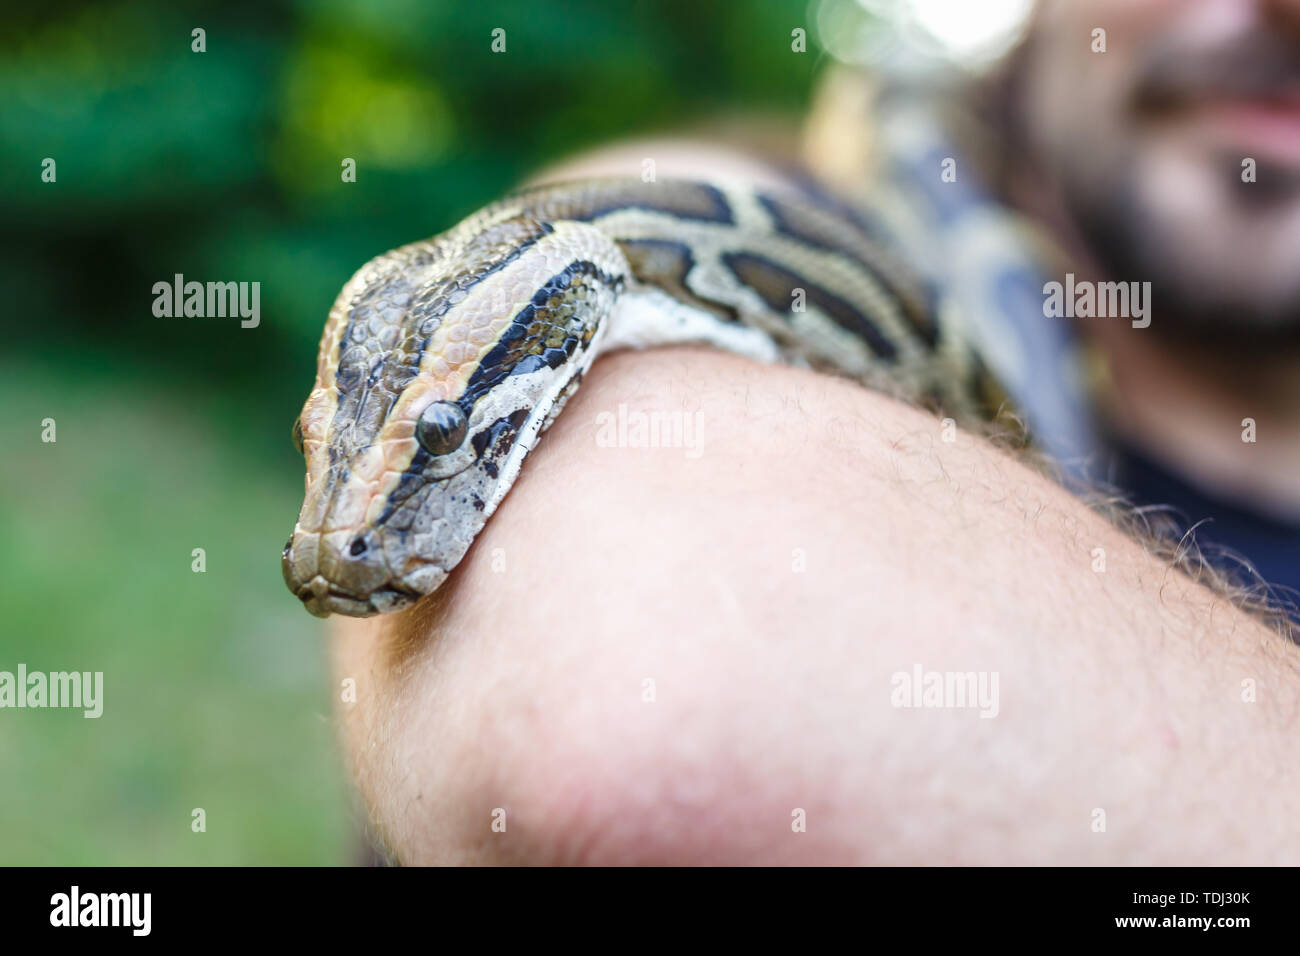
[283,177,1008,617]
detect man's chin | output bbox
[1063,174,1300,341]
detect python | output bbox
[283,176,1004,617]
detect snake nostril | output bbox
[349,536,368,557]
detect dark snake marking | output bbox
[330,217,559,458]
[722,250,899,361]
[375,260,621,525]
[756,191,939,348]
[618,237,742,323]
[460,259,623,407]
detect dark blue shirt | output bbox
[1108,438,1300,613]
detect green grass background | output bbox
[0,0,820,863]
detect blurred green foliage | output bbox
[0,0,819,862]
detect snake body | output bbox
[284,177,1005,617]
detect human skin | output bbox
[330,348,1300,865]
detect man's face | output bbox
[1021,0,1300,335]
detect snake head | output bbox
[283,213,625,617]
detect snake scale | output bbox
[283,176,1008,617]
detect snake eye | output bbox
[416,401,468,456]
[292,417,305,455]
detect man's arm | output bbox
[330,348,1300,865]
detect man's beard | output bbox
[1063,157,1300,346]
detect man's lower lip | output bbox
[1181,97,1300,164]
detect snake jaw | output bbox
[283,517,451,618]
[293,578,428,618]
[283,464,474,618]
